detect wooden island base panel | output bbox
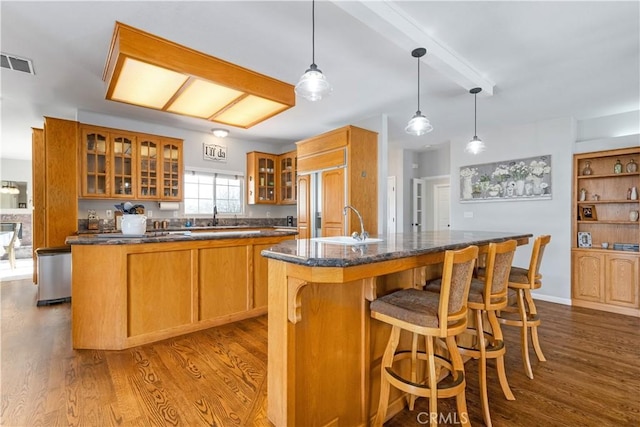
[261,230,532,427]
[66,229,296,350]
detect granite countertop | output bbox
[261,230,533,267]
[66,228,298,245]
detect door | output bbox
[411,178,425,232]
[322,168,345,237]
[434,184,450,230]
[297,174,311,239]
[387,176,396,234]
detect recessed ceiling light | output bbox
[212,129,229,138]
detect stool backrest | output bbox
[438,245,478,335]
[6,223,21,248]
[483,240,517,307]
[527,235,551,284]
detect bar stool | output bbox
[370,245,478,427]
[430,240,517,427]
[493,235,551,380]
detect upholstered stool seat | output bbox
[371,245,478,427]
[428,240,517,427]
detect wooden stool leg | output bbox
[476,309,492,427]
[524,290,546,362]
[374,326,401,427]
[516,289,534,379]
[446,336,470,427]
[426,336,438,427]
[487,310,515,400]
[408,332,419,410]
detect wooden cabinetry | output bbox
[31,118,79,282]
[296,125,378,237]
[572,147,639,316]
[277,150,297,204]
[80,125,182,200]
[247,151,296,205]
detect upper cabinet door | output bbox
[138,138,159,199]
[247,152,277,204]
[80,127,109,198]
[278,151,297,205]
[161,139,183,200]
[110,133,136,199]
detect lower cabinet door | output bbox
[605,253,639,308]
[128,250,193,336]
[199,246,249,319]
[572,251,604,302]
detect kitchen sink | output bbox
[311,236,384,245]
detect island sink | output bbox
[311,236,384,245]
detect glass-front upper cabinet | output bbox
[111,133,135,198]
[246,152,277,204]
[80,127,108,198]
[278,150,297,204]
[138,138,159,199]
[161,139,183,200]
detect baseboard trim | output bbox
[531,293,572,306]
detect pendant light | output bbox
[465,87,486,154]
[295,0,332,101]
[405,47,433,136]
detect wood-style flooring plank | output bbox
[2,278,640,426]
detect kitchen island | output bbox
[66,228,296,350]
[261,230,532,427]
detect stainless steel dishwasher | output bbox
[35,246,71,306]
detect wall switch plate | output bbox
[147,210,153,218]
[464,211,474,218]
[106,209,113,219]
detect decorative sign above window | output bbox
[460,155,552,202]
[203,143,227,162]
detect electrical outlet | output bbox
[464,211,474,218]
[173,211,178,218]
[266,211,271,218]
[106,209,113,219]
[147,210,153,218]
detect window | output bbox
[184,170,243,215]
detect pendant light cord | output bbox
[474,91,477,136]
[311,0,316,66]
[416,56,421,112]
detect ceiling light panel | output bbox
[167,79,243,118]
[111,58,188,109]
[103,22,295,128]
[213,95,290,128]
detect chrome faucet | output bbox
[343,205,369,241]
[208,205,219,227]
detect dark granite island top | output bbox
[264,230,532,427]
[261,230,533,267]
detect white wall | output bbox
[450,117,575,304]
[0,158,32,212]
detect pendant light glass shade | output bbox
[465,87,485,154]
[296,0,332,101]
[405,111,433,136]
[295,63,332,101]
[406,47,433,136]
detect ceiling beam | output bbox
[331,0,494,95]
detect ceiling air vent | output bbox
[1,53,35,75]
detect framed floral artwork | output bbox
[460,155,552,202]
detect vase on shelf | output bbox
[462,177,473,199]
[630,211,639,222]
[631,186,638,200]
[626,159,638,173]
[515,180,525,196]
[582,161,592,176]
[613,159,623,174]
[531,176,544,195]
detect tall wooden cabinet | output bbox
[296,125,378,238]
[31,118,79,282]
[572,147,640,317]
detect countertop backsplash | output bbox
[78,217,296,234]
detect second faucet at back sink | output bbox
[343,205,369,241]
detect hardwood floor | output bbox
[2,278,639,426]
